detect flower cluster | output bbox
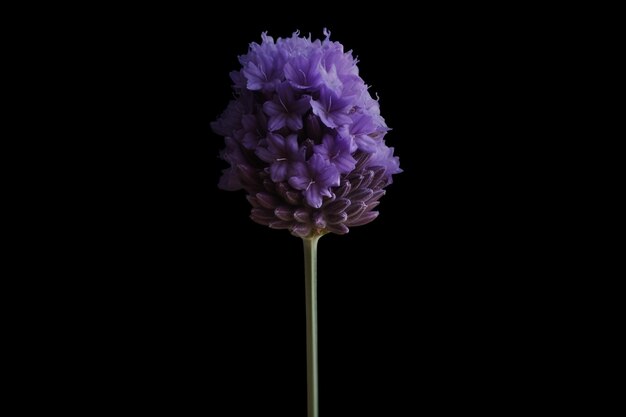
[212,30,401,238]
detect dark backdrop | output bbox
[159,14,539,415]
[3,8,558,416]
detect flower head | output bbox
[212,30,401,238]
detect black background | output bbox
[162,13,543,415]
[3,7,566,416]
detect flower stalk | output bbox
[303,235,321,417]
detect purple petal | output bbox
[255,146,274,163]
[286,114,303,131]
[307,153,327,171]
[354,134,379,153]
[329,112,353,127]
[288,175,310,191]
[263,101,282,117]
[268,113,287,131]
[319,187,334,198]
[310,99,332,127]
[241,132,258,150]
[266,133,285,150]
[317,165,340,186]
[305,188,323,208]
[333,155,356,173]
[243,62,264,90]
[285,134,299,155]
[270,162,288,182]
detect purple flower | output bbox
[212,30,401,238]
[262,82,310,131]
[234,113,267,150]
[289,154,340,209]
[310,87,353,128]
[314,133,356,174]
[284,49,323,90]
[338,113,381,153]
[241,33,286,94]
[255,133,305,182]
[366,142,402,185]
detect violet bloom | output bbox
[263,82,310,131]
[212,30,401,238]
[255,133,305,182]
[289,154,340,209]
[310,87,353,128]
[314,133,356,174]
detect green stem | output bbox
[303,235,321,417]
